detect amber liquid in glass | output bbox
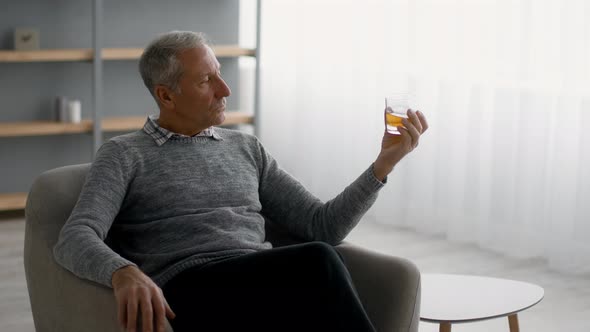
[385,110,407,135]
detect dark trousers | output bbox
[162,241,376,332]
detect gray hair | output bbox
[139,31,209,99]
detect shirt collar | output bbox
[143,115,223,146]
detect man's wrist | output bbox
[373,158,393,182]
[111,265,138,288]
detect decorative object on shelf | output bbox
[54,97,82,123]
[54,96,69,122]
[66,100,81,123]
[14,28,40,50]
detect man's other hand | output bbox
[373,109,429,181]
[112,265,176,332]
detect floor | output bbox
[1,211,589,332]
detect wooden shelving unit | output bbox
[0,1,261,213]
[0,46,255,63]
[0,193,27,211]
[0,49,94,62]
[0,112,253,137]
[101,112,254,132]
[102,46,255,60]
[100,48,143,60]
[219,112,255,125]
[101,116,149,132]
[0,120,93,137]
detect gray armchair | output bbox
[24,164,421,332]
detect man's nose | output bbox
[215,78,231,98]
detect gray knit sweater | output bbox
[53,127,385,288]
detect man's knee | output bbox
[298,241,348,276]
[301,241,339,259]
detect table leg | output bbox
[439,322,452,332]
[508,314,519,332]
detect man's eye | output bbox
[201,77,210,83]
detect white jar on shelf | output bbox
[66,100,81,123]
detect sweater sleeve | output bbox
[53,140,137,288]
[256,140,386,245]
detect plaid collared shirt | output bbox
[143,115,223,146]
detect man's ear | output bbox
[154,85,175,109]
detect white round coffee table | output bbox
[420,273,544,332]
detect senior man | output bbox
[54,31,428,332]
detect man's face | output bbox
[171,45,231,129]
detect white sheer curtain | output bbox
[257,0,590,275]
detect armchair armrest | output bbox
[25,197,175,332]
[264,218,421,331]
[335,242,421,332]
